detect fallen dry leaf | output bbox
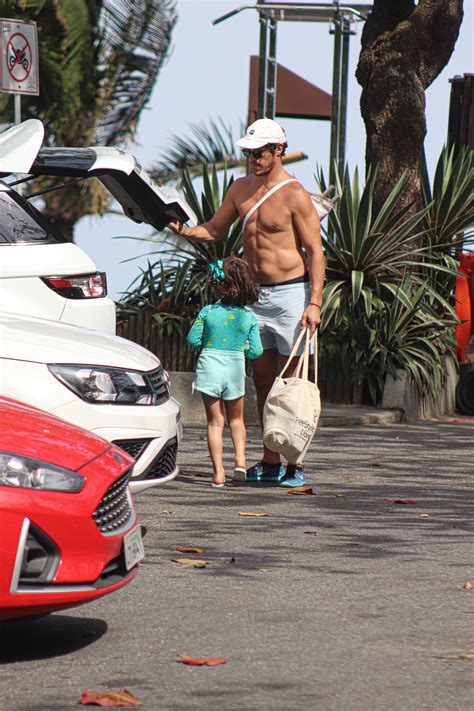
[239,512,271,517]
[160,510,172,515]
[287,486,314,495]
[335,492,345,497]
[370,459,382,467]
[303,530,318,536]
[172,558,209,568]
[435,652,474,661]
[259,568,270,573]
[80,689,142,707]
[176,547,204,554]
[419,513,430,518]
[177,654,227,666]
[384,499,418,505]
[463,581,473,591]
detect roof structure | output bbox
[214,2,373,175]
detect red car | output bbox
[0,397,144,620]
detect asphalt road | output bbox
[1,421,473,711]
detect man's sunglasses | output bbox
[242,144,275,159]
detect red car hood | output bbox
[0,397,111,470]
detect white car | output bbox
[0,119,195,333]
[0,313,182,494]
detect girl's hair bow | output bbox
[209,260,225,285]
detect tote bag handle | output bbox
[279,327,318,385]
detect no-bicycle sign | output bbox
[0,18,39,95]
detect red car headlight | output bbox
[0,452,85,493]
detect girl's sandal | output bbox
[232,467,247,481]
[211,480,225,488]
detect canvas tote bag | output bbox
[263,328,321,464]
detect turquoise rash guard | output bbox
[187,301,263,360]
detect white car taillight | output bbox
[41,272,107,299]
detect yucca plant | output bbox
[421,145,474,252]
[317,165,434,332]
[321,278,457,404]
[317,163,460,403]
[419,145,474,307]
[372,281,456,399]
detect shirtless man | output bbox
[168,118,325,487]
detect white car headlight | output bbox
[0,452,85,493]
[48,364,166,405]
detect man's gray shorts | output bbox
[250,282,311,356]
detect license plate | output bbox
[124,526,145,570]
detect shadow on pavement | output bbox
[139,483,473,583]
[134,421,474,582]
[0,614,107,663]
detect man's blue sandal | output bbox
[234,461,285,482]
[278,464,305,487]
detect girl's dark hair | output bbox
[215,255,259,306]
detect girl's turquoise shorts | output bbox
[195,348,246,400]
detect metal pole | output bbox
[13,95,24,194]
[266,17,278,118]
[14,94,21,125]
[337,20,350,175]
[329,15,342,182]
[257,13,268,119]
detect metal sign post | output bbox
[329,13,356,180]
[213,3,372,178]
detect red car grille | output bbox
[92,471,132,534]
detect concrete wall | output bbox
[381,356,458,421]
[171,360,457,426]
[169,372,260,426]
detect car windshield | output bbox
[0,189,67,245]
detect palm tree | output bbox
[0,0,177,240]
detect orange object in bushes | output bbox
[455,253,474,363]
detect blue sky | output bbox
[76,0,474,300]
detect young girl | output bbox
[187,256,263,487]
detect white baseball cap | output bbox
[236,118,287,150]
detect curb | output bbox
[318,406,402,427]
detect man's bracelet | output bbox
[309,302,322,309]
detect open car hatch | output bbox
[29,145,197,230]
[0,119,44,175]
[0,120,196,230]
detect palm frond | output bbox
[95,0,177,145]
[151,118,244,183]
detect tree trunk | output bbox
[356,0,464,216]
